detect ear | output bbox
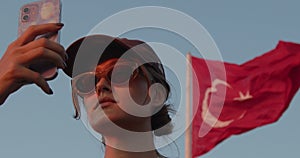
[148,83,167,107]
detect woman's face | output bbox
[82,59,151,134]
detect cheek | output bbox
[129,80,149,105]
[83,94,98,113]
[114,79,149,107]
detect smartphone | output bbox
[18,0,62,80]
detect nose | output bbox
[95,77,112,95]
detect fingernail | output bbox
[56,23,64,27]
[64,53,69,61]
[49,88,53,95]
[62,61,67,69]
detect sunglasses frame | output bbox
[71,61,154,118]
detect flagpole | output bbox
[185,53,192,158]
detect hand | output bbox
[0,23,66,105]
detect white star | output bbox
[233,90,253,101]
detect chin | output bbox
[88,112,128,135]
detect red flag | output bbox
[191,41,300,157]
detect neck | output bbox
[103,132,158,158]
[104,146,158,158]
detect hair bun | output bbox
[151,105,173,136]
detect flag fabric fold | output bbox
[191,41,300,157]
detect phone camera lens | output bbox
[23,7,30,13]
[22,15,29,21]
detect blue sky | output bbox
[0,0,300,158]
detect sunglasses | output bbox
[72,61,151,97]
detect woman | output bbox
[63,34,173,158]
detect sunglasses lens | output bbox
[110,65,137,85]
[73,63,140,95]
[75,73,96,94]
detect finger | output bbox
[15,23,64,46]
[20,38,67,61]
[20,47,66,69]
[19,67,53,95]
[0,94,9,105]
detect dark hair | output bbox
[144,63,173,136]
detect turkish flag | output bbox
[191,41,300,157]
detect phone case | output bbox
[18,0,62,80]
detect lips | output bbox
[95,97,116,109]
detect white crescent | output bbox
[201,79,246,128]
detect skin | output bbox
[0,23,66,105]
[83,59,151,132]
[81,59,159,158]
